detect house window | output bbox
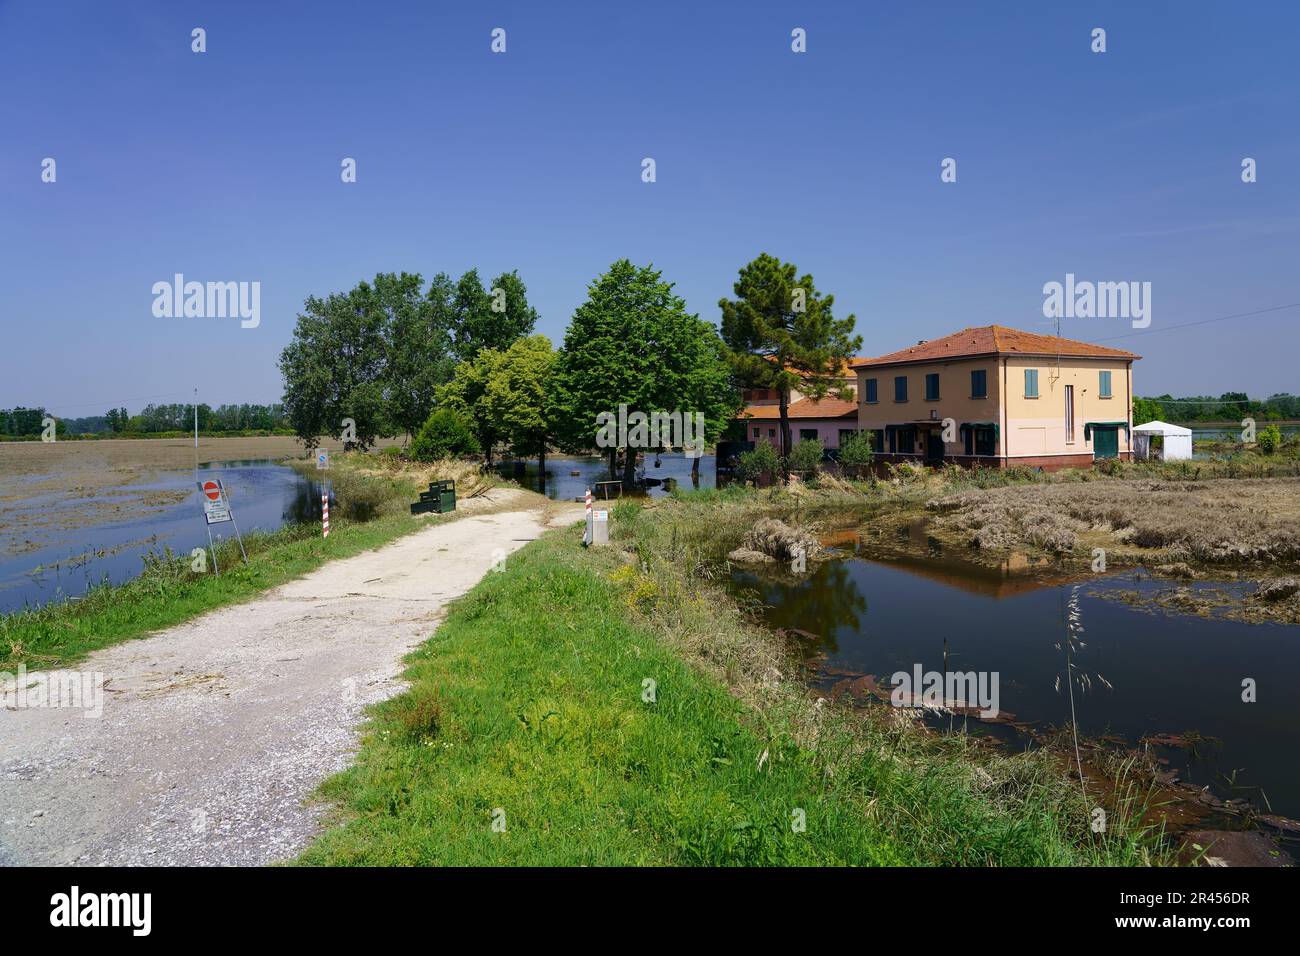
[975,426,996,457]
[896,426,915,454]
[865,378,878,403]
[925,373,940,401]
[1024,368,1039,399]
[838,429,857,447]
[894,376,908,402]
[768,428,776,438]
[971,369,987,398]
[752,426,760,438]
[1099,370,1112,399]
[799,428,818,442]
[1065,385,1075,444]
[870,429,884,453]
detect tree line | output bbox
[277,254,863,483]
[1134,392,1300,424]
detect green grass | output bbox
[299,522,1163,866]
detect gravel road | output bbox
[0,499,555,866]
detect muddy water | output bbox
[0,460,324,614]
[731,526,1300,820]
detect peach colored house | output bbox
[852,325,1140,469]
[737,359,861,451]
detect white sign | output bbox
[316,450,329,470]
[198,479,231,525]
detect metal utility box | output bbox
[410,479,456,515]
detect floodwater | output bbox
[499,453,716,501]
[0,460,325,614]
[732,527,1300,820]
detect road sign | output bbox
[197,479,231,525]
[316,450,329,470]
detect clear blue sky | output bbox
[2,0,1297,415]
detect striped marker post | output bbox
[322,490,330,538]
[583,487,592,546]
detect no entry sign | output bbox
[197,479,231,524]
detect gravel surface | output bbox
[0,503,550,866]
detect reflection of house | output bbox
[738,359,861,451]
[852,325,1140,469]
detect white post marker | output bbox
[583,487,592,545]
[322,490,330,538]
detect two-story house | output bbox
[853,325,1139,469]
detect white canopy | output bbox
[1132,420,1193,460]
[1132,420,1192,437]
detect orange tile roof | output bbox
[739,397,859,421]
[850,325,1140,368]
[761,355,866,377]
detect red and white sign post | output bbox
[322,490,330,538]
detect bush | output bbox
[736,440,781,482]
[838,431,874,468]
[787,438,824,474]
[1257,424,1283,455]
[410,408,480,461]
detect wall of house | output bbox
[855,358,1004,457]
[740,417,857,448]
[1002,356,1133,459]
[855,355,1134,462]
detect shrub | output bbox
[410,408,480,461]
[736,440,781,482]
[838,431,874,468]
[787,437,823,474]
[1257,424,1283,455]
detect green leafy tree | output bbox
[438,352,500,465]
[410,408,480,461]
[838,431,874,471]
[647,307,742,478]
[278,277,392,450]
[385,272,456,439]
[1132,396,1165,424]
[1257,423,1283,454]
[553,259,736,486]
[483,335,557,481]
[719,253,862,479]
[449,269,538,363]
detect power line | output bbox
[1091,302,1300,343]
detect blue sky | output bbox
[2,0,1297,414]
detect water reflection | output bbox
[730,542,1300,819]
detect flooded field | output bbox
[0,459,326,613]
[0,437,383,614]
[499,453,715,501]
[732,525,1300,822]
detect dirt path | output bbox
[0,500,577,866]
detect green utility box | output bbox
[410,479,456,515]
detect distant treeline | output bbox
[1135,392,1299,424]
[0,403,289,438]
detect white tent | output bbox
[1133,420,1193,461]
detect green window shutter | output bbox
[925,373,940,400]
[971,369,987,398]
[1025,368,1038,398]
[1099,370,1112,398]
[895,376,907,402]
[865,378,877,403]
